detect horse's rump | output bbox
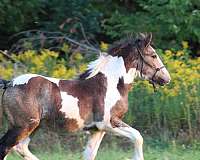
[2,76,63,128]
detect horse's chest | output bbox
[111,96,128,119]
[103,86,121,122]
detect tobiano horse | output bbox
[0,33,170,160]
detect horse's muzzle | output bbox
[158,76,171,86]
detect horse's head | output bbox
[108,33,171,86]
[135,33,171,86]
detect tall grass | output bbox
[127,82,200,142]
[7,142,200,160]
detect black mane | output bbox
[108,33,152,57]
[78,69,91,80]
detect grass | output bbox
[7,144,200,160]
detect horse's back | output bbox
[2,74,61,127]
[2,73,108,132]
[12,74,60,86]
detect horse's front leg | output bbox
[102,119,144,160]
[83,131,105,160]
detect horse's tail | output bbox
[0,79,11,127]
[0,79,11,89]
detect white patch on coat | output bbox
[60,92,84,128]
[88,55,124,123]
[13,74,37,86]
[123,68,137,84]
[12,74,60,86]
[100,56,126,122]
[86,54,139,123]
[86,53,137,84]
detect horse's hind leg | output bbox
[0,121,39,160]
[0,127,24,159]
[13,137,39,160]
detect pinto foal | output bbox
[0,33,170,160]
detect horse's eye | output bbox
[151,55,157,58]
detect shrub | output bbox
[0,49,87,80]
[102,0,200,49]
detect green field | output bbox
[7,145,200,160]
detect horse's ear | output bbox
[145,33,152,47]
[136,33,151,49]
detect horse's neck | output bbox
[117,78,133,97]
[85,54,137,95]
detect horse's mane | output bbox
[79,69,92,80]
[78,53,111,80]
[107,33,151,56]
[78,33,152,80]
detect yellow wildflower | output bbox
[0,66,13,79]
[74,53,83,61]
[79,64,87,73]
[0,54,4,61]
[32,57,44,68]
[65,68,76,78]
[41,50,58,58]
[61,43,69,53]
[176,50,184,56]
[52,65,67,78]
[165,50,173,59]
[182,41,189,49]
[100,42,109,51]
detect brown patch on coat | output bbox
[110,78,133,128]
[2,76,62,128]
[110,117,129,128]
[2,76,85,133]
[63,118,79,132]
[111,96,128,120]
[59,73,107,123]
[0,112,40,159]
[2,75,107,133]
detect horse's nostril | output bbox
[163,78,171,84]
[157,77,170,86]
[160,79,166,85]
[165,76,171,84]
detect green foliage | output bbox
[102,0,200,48]
[0,0,102,36]
[0,0,199,57]
[0,0,43,33]
[40,0,101,34]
